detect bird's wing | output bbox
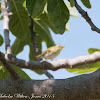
[40,49,51,56]
[36,46,55,58]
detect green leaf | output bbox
[47,0,70,34]
[0,61,31,79]
[34,19,55,47]
[69,0,75,7]
[23,0,26,7]
[0,61,10,79]
[0,35,3,46]
[11,30,31,55]
[9,0,30,39]
[11,64,31,79]
[88,48,100,54]
[40,13,58,34]
[66,62,100,74]
[65,2,78,18]
[81,0,91,8]
[41,1,78,32]
[26,0,46,18]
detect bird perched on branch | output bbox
[36,45,63,60]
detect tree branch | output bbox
[1,0,20,80]
[73,0,100,33]
[1,0,12,53]
[0,52,20,79]
[5,51,100,71]
[30,16,54,79]
[0,68,100,100]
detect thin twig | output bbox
[73,0,100,33]
[30,16,54,79]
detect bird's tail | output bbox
[36,55,42,58]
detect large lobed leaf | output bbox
[11,30,31,55]
[26,0,46,17]
[47,0,70,34]
[40,12,58,34]
[9,0,30,39]
[41,1,78,32]
[34,19,55,47]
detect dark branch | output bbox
[43,70,54,79]
[30,16,54,79]
[30,16,39,57]
[69,0,100,33]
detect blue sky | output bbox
[0,0,100,79]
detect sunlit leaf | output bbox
[88,48,100,54]
[23,0,26,7]
[66,62,100,74]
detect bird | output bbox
[36,45,63,60]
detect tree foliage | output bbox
[0,0,98,79]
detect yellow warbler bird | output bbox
[36,45,63,60]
